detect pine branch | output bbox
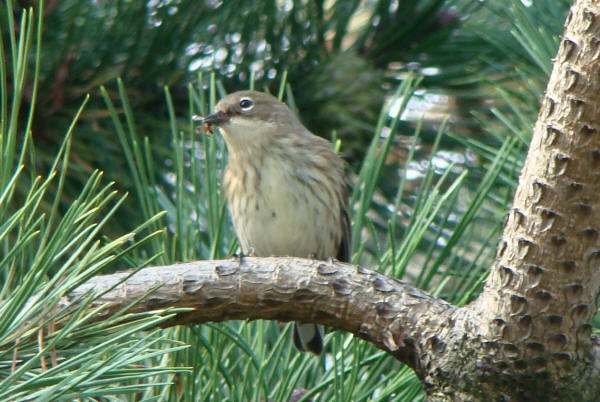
[66,256,456,370]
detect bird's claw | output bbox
[231,247,254,265]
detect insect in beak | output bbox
[194,111,230,135]
[193,115,214,135]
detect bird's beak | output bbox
[202,110,230,126]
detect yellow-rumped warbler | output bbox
[203,90,351,354]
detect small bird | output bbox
[202,90,351,355]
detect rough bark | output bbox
[64,0,600,399]
[428,0,600,398]
[68,257,456,368]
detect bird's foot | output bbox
[231,247,254,265]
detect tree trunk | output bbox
[65,0,600,399]
[455,0,600,398]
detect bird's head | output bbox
[202,90,302,151]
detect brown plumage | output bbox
[203,90,351,354]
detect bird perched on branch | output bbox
[202,90,351,354]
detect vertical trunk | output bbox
[478,0,600,363]
[421,0,600,399]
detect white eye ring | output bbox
[239,97,254,111]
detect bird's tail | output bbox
[292,321,323,355]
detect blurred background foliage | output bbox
[0,0,575,400]
[4,0,565,193]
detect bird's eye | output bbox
[239,98,254,111]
